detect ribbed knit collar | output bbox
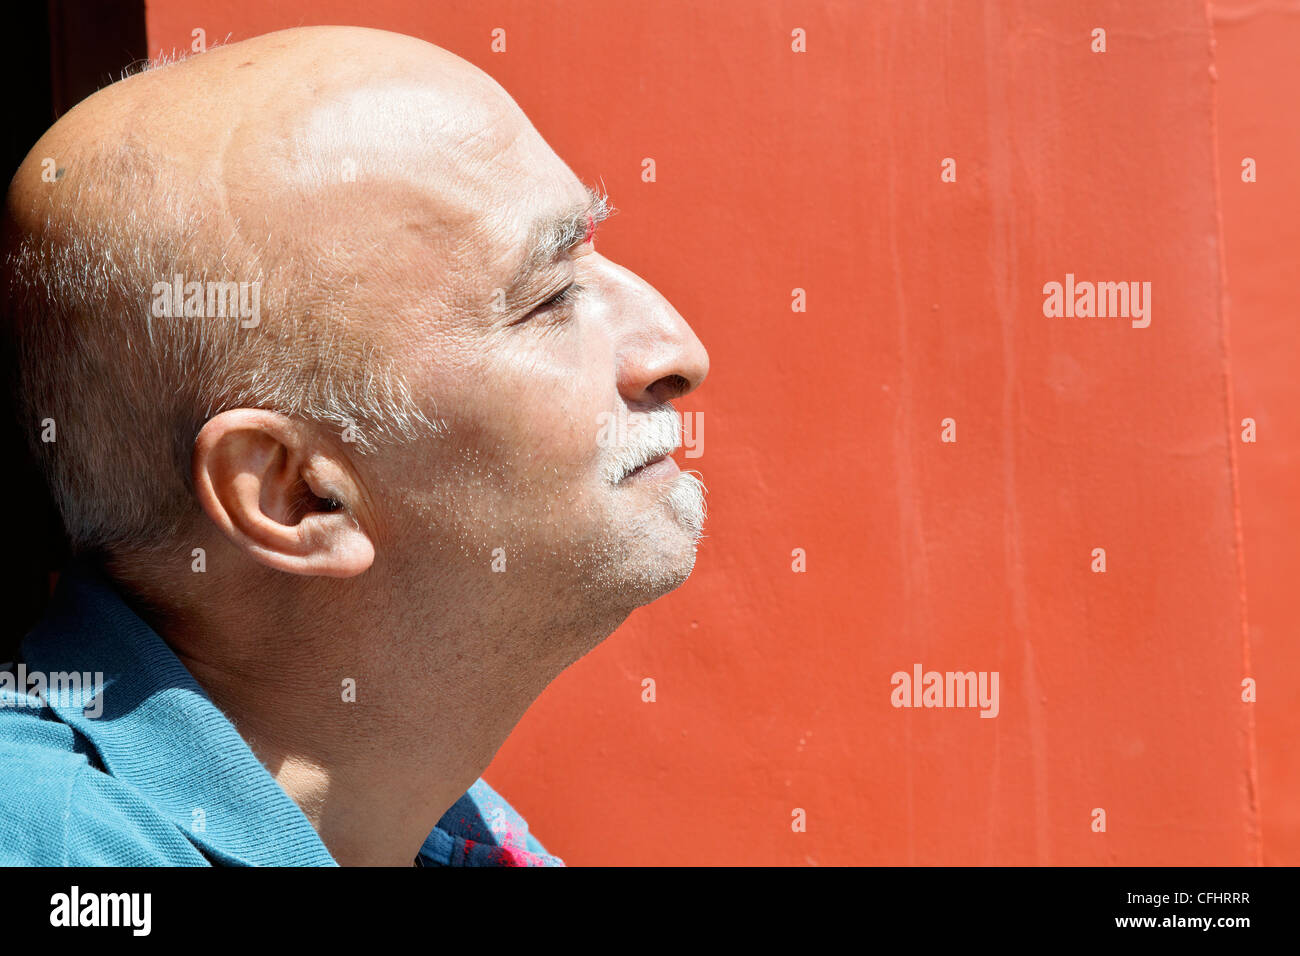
[20,559,338,866]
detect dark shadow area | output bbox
[2,1,146,659]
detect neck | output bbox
[129,566,607,866]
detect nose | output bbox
[592,255,710,406]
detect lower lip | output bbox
[623,455,680,481]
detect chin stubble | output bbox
[661,469,707,539]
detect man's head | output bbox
[2,26,709,657]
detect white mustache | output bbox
[602,407,682,483]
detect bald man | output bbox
[0,26,708,866]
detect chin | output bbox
[576,518,702,611]
[652,474,706,587]
[628,512,706,603]
[572,471,707,609]
[621,550,698,607]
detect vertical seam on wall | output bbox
[1203,0,1263,867]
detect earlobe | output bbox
[192,409,375,578]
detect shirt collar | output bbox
[20,558,338,866]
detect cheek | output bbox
[512,362,610,474]
[451,337,615,480]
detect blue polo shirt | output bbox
[0,560,564,867]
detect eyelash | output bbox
[538,282,585,308]
[531,282,585,316]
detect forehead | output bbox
[300,82,587,274]
[296,81,583,225]
[244,80,590,334]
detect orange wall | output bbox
[143,0,1292,864]
[1210,0,1300,867]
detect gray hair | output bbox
[2,137,440,559]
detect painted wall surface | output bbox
[1210,0,1300,867]
[143,0,1291,865]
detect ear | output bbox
[191,409,375,577]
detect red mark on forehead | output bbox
[582,212,596,245]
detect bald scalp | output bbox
[1,29,449,560]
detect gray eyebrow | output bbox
[506,184,613,294]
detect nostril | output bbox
[650,374,692,402]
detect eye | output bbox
[512,282,585,327]
[536,282,583,311]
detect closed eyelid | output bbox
[539,281,585,309]
[503,279,585,327]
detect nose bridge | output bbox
[593,254,709,403]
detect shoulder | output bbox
[0,702,83,865]
[0,705,206,866]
